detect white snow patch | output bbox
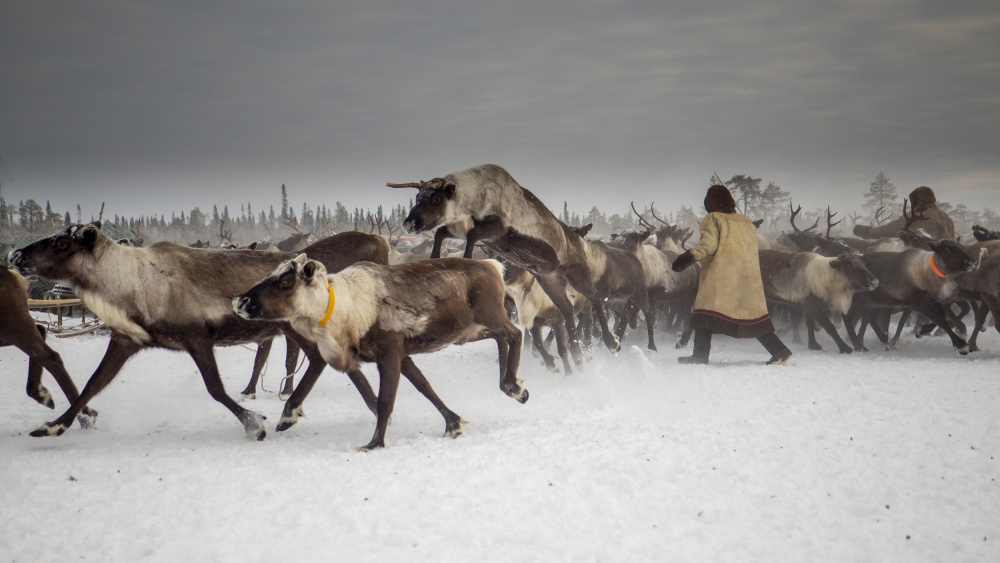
[1,328,999,561]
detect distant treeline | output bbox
[2,173,998,251]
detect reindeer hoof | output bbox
[241,412,267,440]
[958,345,970,356]
[278,391,292,402]
[839,348,853,355]
[444,418,467,439]
[77,410,98,429]
[29,422,67,437]
[240,391,256,401]
[276,405,304,432]
[357,441,384,452]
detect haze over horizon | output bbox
[2,1,998,224]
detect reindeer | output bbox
[758,250,879,354]
[388,164,622,361]
[844,235,976,353]
[276,218,311,252]
[0,266,97,426]
[239,231,391,400]
[8,222,386,439]
[234,256,527,450]
[498,259,588,374]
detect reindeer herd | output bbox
[3,164,999,449]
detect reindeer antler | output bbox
[130,223,144,245]
[631,201,656,230]
[789,202,819,233]
[386,182,422,188]
[648,203,670,227]
[871,205,893,227]
[218,219,233,245]
[902,199,927,231]
[283,217,304,234]
[825,206,843,238]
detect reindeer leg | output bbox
[967,302,990,352]
[805,311,823,351]
[30,333,141,437]
[552,320,574,375]
[913,297,969,355]
[492,322,527,403]
[462,215,506,259]
[186,338,267,440]
[275,351,331,431]
[531,324,559,372]
[240,337,273,399]
[888,309,911,349]
[430,226,450,259]
[399,356,465,438]
[19,324,99,425]
[535,272,588,365]
[360,344,404,451]
[25,324,53,408]
[280,336,300,400]
[807,307,852,354]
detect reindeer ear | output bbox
[926,240,943,251]
[76,224,100,247]
[442,183,456,197]
[640,231,652,242]
[293,253,309,264]
[301,260,318,282]
[89,220,103,230]
[247,242,258,250]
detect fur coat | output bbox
[687,186,774,338]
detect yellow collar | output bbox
[929,254,947,279]
[318,284,335,327]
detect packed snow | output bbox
[1,321,999,562]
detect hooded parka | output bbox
[688,185,775,338]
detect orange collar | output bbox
[318,284,335,327]
[929,254,947,279]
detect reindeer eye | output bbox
[278,273,295,290]
[55,238,70,250]
[432,193,443,204]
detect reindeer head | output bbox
[8,222,107,282]
[830,253,879,292]
[388,178,457,233]
[234,254,330,322]
[926,239,976,276]
[614,230,652,252]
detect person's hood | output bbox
[705,184,737,214]
[909,186,937,212]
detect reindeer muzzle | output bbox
[403,217,422,233]
[232,295,258,320]
[7,250,29,275]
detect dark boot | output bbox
[758,332,792,365]
[678,328,711,364]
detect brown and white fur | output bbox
[234,256,527,450]
[502,262,587,374]
[846,240,976,353]
[759,251,879,354]
[390,164,621,360]
[8,222,384,440]
[0,266,97,425]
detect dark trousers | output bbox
[691,328,789,361]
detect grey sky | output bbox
[1,0,998,224]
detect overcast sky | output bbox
[1,0,998,225]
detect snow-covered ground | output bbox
[1,322,999,562]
